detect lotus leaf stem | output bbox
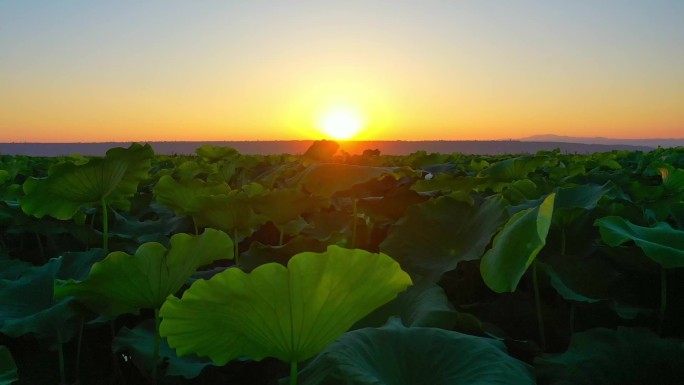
[290,361,298,385]
[279,225,285,246]
[659,268,667,334]
[233,228,239,264]
[101,198,109,252]
[152,308,162,384]
[57,330,66,385]
[75,317,85,384]
[35,231,45,262]
[560,228,566,256]
[533,261,546,350]
[351,197,358,248]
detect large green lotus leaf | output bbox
[54,249,109,280]
[301,139,340,163]
[539,254,620,304]
[0,346,17,385]
[555,183,613,211]
[357,185,427,221]
[381,195,506,280]
[159,245,412,364]
[0,259,78,339]
[0,171,9,185]
[292,163,415,197]
[478,155,551,181]
[239,237,328,272]
[410,174,486,195]
[20,143,153,219]
[535,327,684,385]
[504,178,541,203]
[595,216,684,268]
[109,210,190,249]
[0,259,32,280]
[153,175,231,217]
[55,229,233,317]
[250,188,327,226]
[113,320,215,379]
[481,193,555,293]
[297,319,535,385]
[195,144,239,162]
[549,161,586,181]
[191,191,266,237]
[352,279,458,330]
[660,166,684,192]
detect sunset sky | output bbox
[1,1,683,142]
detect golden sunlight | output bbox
[317,107,365,140]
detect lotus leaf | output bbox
[195,144,239,162]
[478,155,550,181]
[293,163,414,197]
[153,175,231,217]
[381,195,506,280]
[55,229,233,317]
[301,139,339,163]
[20,143,153,219]
[539,255,618,304]
[0,259,78,339]
[410,174,486,195]
[297,319,535,385]
[250,188,326,226]
[357,185,427,221]
[535,327,684,385]
[660,166,684,192]
[352,278,458,329]
[159,245,412,364]
[0,171,9,185]
[481,193,555,293]
[555,183,612,211]
[0,346,17,385]
[239,237,328,272]
[191,191,266,239]
[595,216,684,268]
[113,320,215,379]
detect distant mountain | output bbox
[0,140,653,157]
[520,134,684,148]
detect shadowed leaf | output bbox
[297,319,535,385]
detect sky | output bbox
[1,1,683,142]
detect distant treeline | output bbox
[0,140,654,157]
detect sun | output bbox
[317,107,365,140]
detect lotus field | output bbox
[1,141,684,384]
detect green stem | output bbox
[278,225,285,246]
[569,302,575,335]
[152,308,161,384]
[75,317,84,384]
[560,228,566,256]
[110,322,122,384]
[193,219,199,235]
[101,198,109,252]
[659,268,667,334]
[290,361,298,385]
[57,331,66,385]
[351,197,358,248]
[35,231,45,262]
[233,228,239,265]
[533,261,546,350]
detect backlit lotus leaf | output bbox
[159,245,412,364]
